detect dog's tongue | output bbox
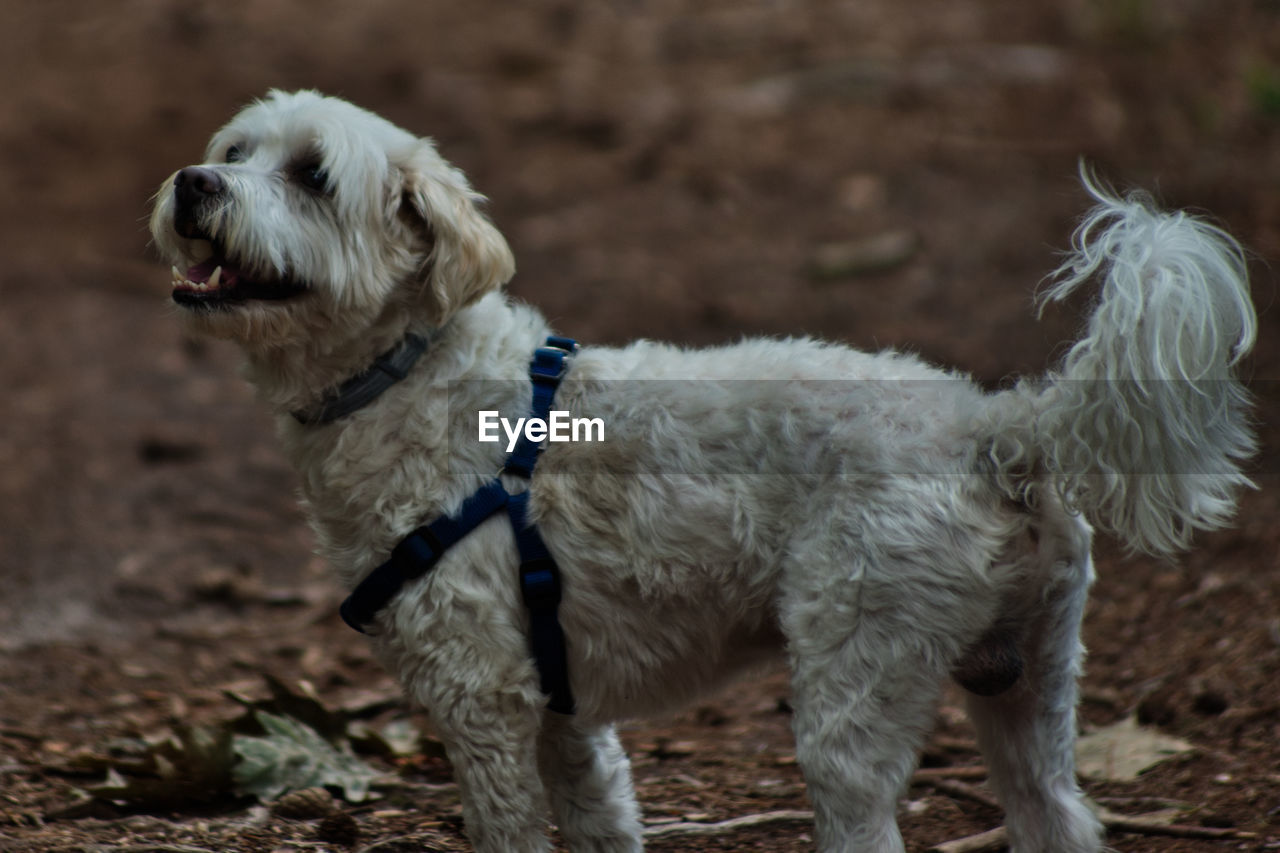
[172,257,242,296]
[186,258,234,286]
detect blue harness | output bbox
[338,336,579,715]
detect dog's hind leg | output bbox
[790,668,938,850]
[786,622,946,852]
[964,525,1104,853]
[538,716,644,852]
[781,551,962,853]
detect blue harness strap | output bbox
[504,336,578,477]
[339,479,510,633]
[504,336,578,714]
[508,490,574,714]
[338,336,578,716]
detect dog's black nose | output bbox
[173,167,224,238]
[174,166,224,205]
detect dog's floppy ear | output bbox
[397,142,515,324]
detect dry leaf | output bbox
[1076,716,1193,781]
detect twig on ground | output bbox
[928,809,1257,853]
[1093,796,1192,811]
[623,784,1258,848]
[921,778,1001,810]
[911,765,989,781]
[928,825,1008,853]
[356,833,468,853]
[1097,808,1256,840]
[641,809,814,838]
[111,846,219,853]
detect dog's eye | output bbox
[296,162,330,193]
[225,145,244,164]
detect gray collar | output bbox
[291,332,430,426]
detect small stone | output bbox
[648,738,697,759]
[190,565,264,604]
[808,229,919,281]
[837,174,887,213]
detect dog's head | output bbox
[149,89,514,348]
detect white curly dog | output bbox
[150,90,1256,852]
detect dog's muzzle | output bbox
[173,166,224,239]
[165,166,310,308]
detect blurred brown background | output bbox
[1,2,1277,849]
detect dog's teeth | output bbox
[171,265,183,285]
[208,266,222,290]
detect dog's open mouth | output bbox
[170,240,307,308]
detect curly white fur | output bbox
[986,171,1256,555]
[150,91,1256,853]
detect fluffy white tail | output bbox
[991,176,1256,555]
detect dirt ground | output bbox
[2,1,1279,851]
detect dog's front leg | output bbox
[538,715,644,852]
[431,698,551,851]
[410,657,554,852]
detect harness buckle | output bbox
[520,560,562,609]
[390,527,443,579]
[543,336,579,354]
[530,348,571,383]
